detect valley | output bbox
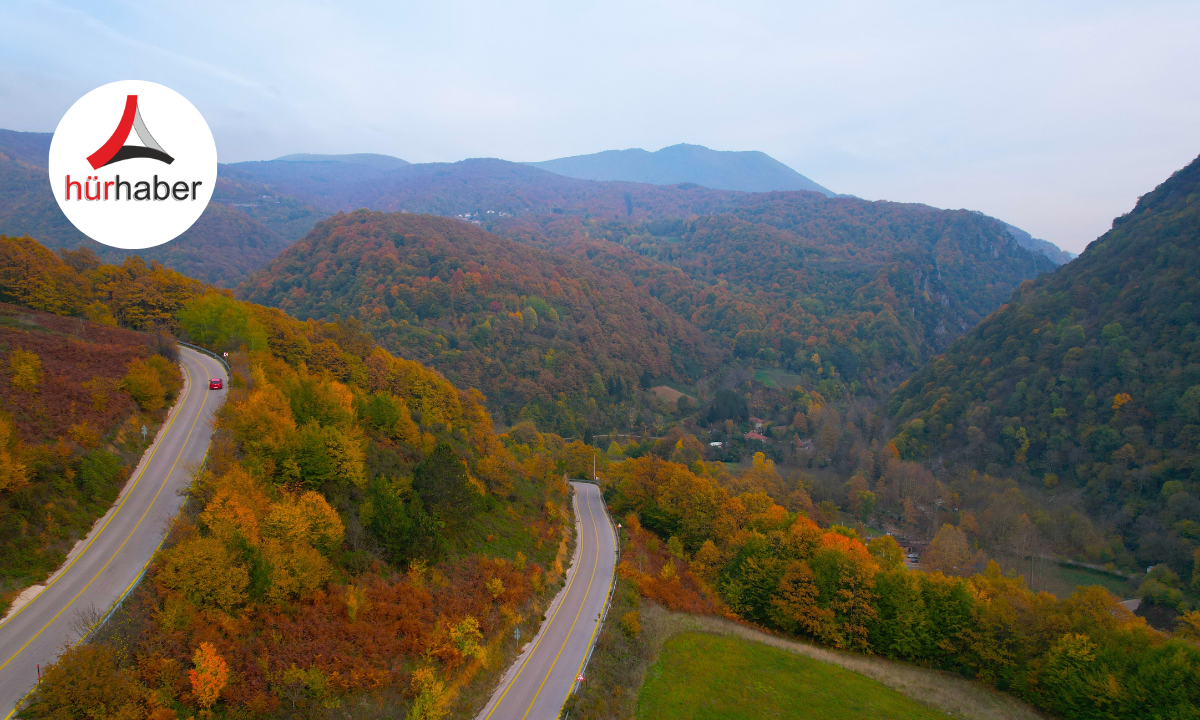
[0,131,1197,719]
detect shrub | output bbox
[620,609,641,638]
[76,450,123,504]
[9,348,41,391]
[120,358,166,412]
[20,644,146,720]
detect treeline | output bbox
[890,154,1200,587]
[236,211,723,436]
[602,453,1200,718]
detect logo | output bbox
[88,95,175,169]
[49,80,217,250]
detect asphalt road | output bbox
[477,481,618,720]
[0,347,226,718]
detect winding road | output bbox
[0,347,226,718]
[477,481,618,720]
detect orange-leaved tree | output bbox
[189,641,228,710]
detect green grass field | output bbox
[637,632,946,720]
[1048,563,1133,598]
[754,368,804,390]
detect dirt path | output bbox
[640,604,1049,720]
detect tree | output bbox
[413,443,475,518]
[9,348,41,391]
[189,642,228,710]
[923,524,972,576]
[769,560,829,637]
[367,477,442,561]
[707,388,748,424]
[156,536,250,612]
[867,535,905,570]
[735,452,784,496]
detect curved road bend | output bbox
[0,347,226,717]
[477,481,618,720]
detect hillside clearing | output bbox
[638,632,947,719]
[634,605,1047,720]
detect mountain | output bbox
[236,211,725,434]
[529,143,836,196]
[889,153,1200,578]
[0,130,328,286]
[1002,221,1076,265]
[499,192,1058,392]
[221,156,754,219]
[274,152,409,168]
[222,152,409,194]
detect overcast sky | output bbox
[2,0,1197,253]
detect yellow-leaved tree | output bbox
[9,348,42,391]
[156,535,250,613]
[120,358,166,412]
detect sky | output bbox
[2,1,1198,254]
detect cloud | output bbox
[1,0,1197,252]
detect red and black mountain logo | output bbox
[87,95,174,169]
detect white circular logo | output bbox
[48,80,217,250]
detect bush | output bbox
[19,644,147,720]
[76,450,123,504]
[120,358,165,412]
[9,348,41,391]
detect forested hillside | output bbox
[237,211,723,435]
[890,155,1200,583]
[500,193,1057,395]
[7,234,588,717]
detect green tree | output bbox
[367,477,442,561]
[413,443,475,518]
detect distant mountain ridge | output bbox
[1002,221,1077,266]
[0,129,1076,282]
[529,143,837,196]
[274,153,409,168]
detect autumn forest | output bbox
[0,123,1198,719]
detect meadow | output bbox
[637,632,949,720]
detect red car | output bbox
[209,378,223,390]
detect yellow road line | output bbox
[0,352,209,703]
[482,484,589,720]
[565,489,615,707]
[0,355,195,639]
[520,486,601,719]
